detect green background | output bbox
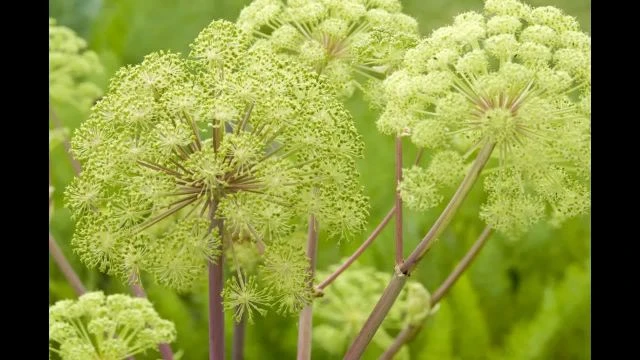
[49,1,591,359]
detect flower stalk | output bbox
[315,149,423,293]
[344,141,495,359]
[296,215,319,360]
[380,225,494,358]
[401,142,495,274]
[209,220,225,360]
[130,278,176,360]
[315,206,395,292]
[48,233,86,296]
[395,137,404,266]
[232,314,247,360]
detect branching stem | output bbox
[380,225,493,359]
[314,149,424,292]
[344,142,495,359]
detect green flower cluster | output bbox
[49,18,103,111]
[313,263,436,356]
[222,237,316,320]
[237,0,419,98]
[380,0,590,236]
[49,292,176,360]
[66,19,368,316]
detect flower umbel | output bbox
[66,20,367,297]
[49,292,176,360]
[381,0,590,236]
[49,18,104,111]
[238,0,419,98]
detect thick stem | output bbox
[296,215,319,360]
[380,225,493,359]
[344,272,408,360]
[209,221,225,360]
[49,105,81,175]
[158,344,175,360]
[232,314,246,360]
[48,233,86,296]
[395,137,403,266]
[316,206,395,291]
[345,142,495,358]
[400,142,495,274]
[130,278,175,360]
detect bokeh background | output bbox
[49,1,591,359]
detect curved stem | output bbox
[48,233,86,296]
[395,137,403,266]
[379,225,493,359]
[344,142,495,359]
[49,109,85,296]
[315,206,395,291]
[296,215,319,360]
[400,142,495,274]
[344,271,408,359]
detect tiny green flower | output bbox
[381,0,590,237]
[260,239,313,314]
[49,292,176,360]
[223,274,270,323]
[237,0,419,98]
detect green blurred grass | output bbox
[49,1,591,359]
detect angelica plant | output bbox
[49,291,176,360]
[345,0,590,357]
[237,0,419,98]
[66,18,367,359]
[50,1,590,358]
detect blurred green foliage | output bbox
[49,0,590,359]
